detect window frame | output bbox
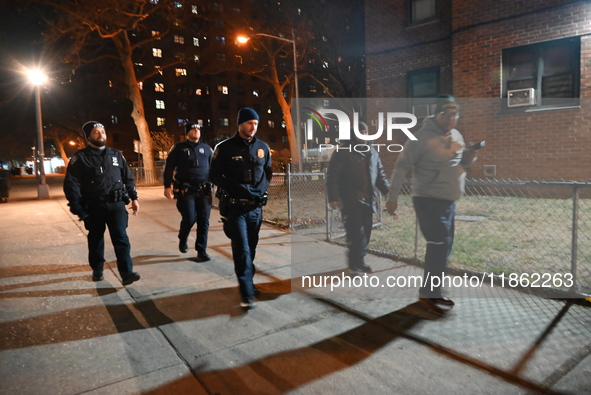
[407,0,439,26]
[406,66,440,117]
[502,37,580,111]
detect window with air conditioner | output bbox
[503,37,580,109]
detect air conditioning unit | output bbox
[507,88,536,107]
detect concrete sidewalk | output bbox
[0,175,589,394]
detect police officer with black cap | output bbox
[64,121,141,285]
[163,121,213,261]
[210,108,273,309]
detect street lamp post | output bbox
[237,30,303,173]
[27,69,50,199]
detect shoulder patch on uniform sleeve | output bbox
[257,149,264,158]
[70,155,78,165]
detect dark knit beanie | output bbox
[185,122,200,134]
[358,122,369,132]
[82,121,104,138]
[237,107,259,125]
[434,95,460,114]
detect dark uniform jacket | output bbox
[163,140,213,189]
[209,133,273,200]
[326,144,390,212]
[64,146,137,215]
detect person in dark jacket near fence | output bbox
[163,122,213,261]
[326,122,390,275]
[64,121,140,286]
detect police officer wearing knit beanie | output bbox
[209,107,272,309]
[163,121,213,261]
[63,121,141,286]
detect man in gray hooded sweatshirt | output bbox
[386,95,477,313]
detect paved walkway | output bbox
[0,175,589,394]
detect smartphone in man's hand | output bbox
[467,140,486,150]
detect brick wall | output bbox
[365,0,591,180]
[453,1,591,180]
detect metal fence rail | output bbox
[131,163,590,297]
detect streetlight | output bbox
[237,29,303,172]
[27,68,50,199]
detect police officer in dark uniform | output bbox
[64,121,141,286]
[210,108,272,309]
[163,122,213,261]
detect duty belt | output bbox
[175,181,212,195]
[228,192,268,208]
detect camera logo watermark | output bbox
[302,101,418,153]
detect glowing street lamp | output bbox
[237,29,303,172]
[27,68,50,199]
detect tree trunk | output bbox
[113,32,156,185]
[57,141,69,165]
[273,87,300,170]
[267,56,300,171]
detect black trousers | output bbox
[222,206,262,301]
[342,205,374,270]
[83,201,134,275]
[176,191,212,254]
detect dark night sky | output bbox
[0,0,50,161]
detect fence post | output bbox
[414,216,420,260]
[325,168,330,241]
[570,185,579,292]
[376,192,383,224]
[287,162,292,230]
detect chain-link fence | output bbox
[131,162,591,296]
[131,166,164,186]
[285,176,591,297]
